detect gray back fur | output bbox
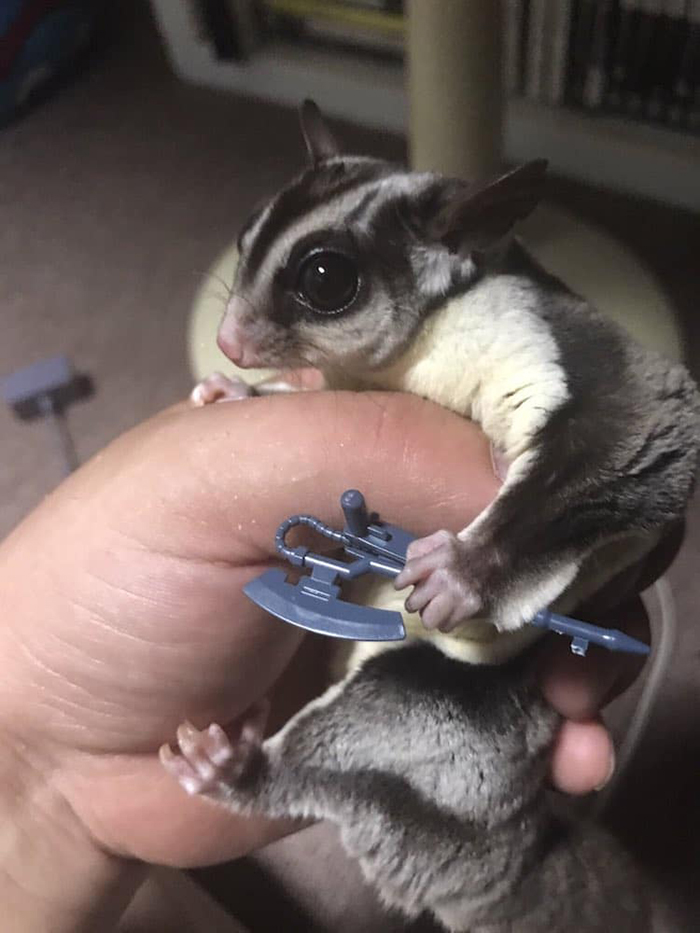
[216,645,663,932]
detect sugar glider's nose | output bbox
[217,296,256,367]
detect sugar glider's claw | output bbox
[160,699,270,796]
[190,372,255,406]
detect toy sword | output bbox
[244,489,650,658]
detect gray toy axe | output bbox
[244,490,650,656]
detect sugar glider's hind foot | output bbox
[190,371,256,406]
[159,699,270,800]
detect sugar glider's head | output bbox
[218,101,547,375]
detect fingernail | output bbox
[594,746,616,791]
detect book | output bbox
[184,0,263,62]
[503,0,526,96]
[567,0,598,106]
[301,15,403,59]
[525,0,548,100]
[686,0,700,130]
[606,0,643,112]
[581,0,614,110]
[336,0,401,10]
[625,0,663,117]
[546,0,574,104]
[674,0,700,130]
[658,0,685,123]
[265,0,403,36]
[667,2,695,124]
[234,0,264,59]
[263,0,404,60]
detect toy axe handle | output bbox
[340,489,370,536]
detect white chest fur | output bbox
[325,275,584,661]
[364,276,570,461]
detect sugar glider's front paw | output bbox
[394,530,483,633]
[159,699,269,799]
[190,371,255,406]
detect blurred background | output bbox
[0,1,699,930]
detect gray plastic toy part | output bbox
[244,488,411,642]
[1,356,93,476]
[530,609,650,656]
[243,489,651,657]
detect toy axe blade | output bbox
[244,569,406,641]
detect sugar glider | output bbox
[162,103,697,930]
[194,100,700,650]
[161,642,678,931]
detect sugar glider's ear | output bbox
[430,160,548,255]
[299,99,340,165]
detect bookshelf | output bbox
[150,1,700,211]
[506,97,700,211]
[150,3,407,129]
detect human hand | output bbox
[0,390,501,874]
[538,524,681,794]
[0,390,666,929]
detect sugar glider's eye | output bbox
[295,250,359,314]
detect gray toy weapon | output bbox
[244,490,650,657]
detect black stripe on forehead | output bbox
[236,203,265,252]
[244,158,394,276]
[355,178,442,263]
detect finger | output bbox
[396,551,445,590]
[549,719,615,795]
[405,574,443,613]
[440,604,466,633]
[239,697,271,745]
[176,721,220,784]
[3,391,496,720]
[422,592,453,631]
[62,391,498,566]
[63,748,302,866]
[395,560,431,590]
[405,529,453,562]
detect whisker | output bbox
[197,287,230,308]
[190,269,235,304]
[229,290,259,314]
[209,271,234,294]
